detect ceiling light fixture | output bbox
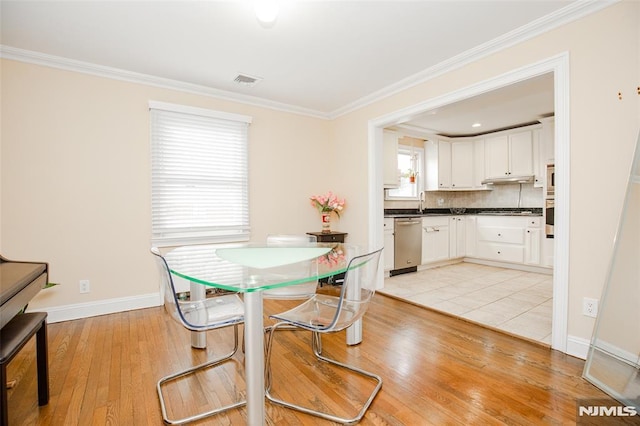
[255,0,279,27]
[472,122,482,128]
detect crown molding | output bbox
[0,0,616,121]
[329,0,618,119]
[0,45,330,120]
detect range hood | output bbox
[481,175,535,185]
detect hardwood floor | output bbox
[6,295,612,425]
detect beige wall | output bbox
[1,2,639,347]
[333,1,640,343]
[0,60,332,310]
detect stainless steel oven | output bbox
[546,164,555,199]
[545,198,554,238]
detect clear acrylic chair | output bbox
[254,234,319,350]
[151,247,246,425]
[264,248,384,425]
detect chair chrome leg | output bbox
[264,322,382,425]
[157,325,246,425]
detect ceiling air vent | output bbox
[233,73,263,87]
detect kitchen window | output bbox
[150,101,252,246]
[386,145,423,200]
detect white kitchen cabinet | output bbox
[426,139,478,191]
[532,129,543,188]
[476,216,526,264]
[538,117,555,191]
[465,216,477,257]
[475,215,544,265]
[509,131,534,176]
[425,139,452,190]
[451,140,474,189]
[438,140,452,189]
[539,117,555,165]
[449,216,466,258]
[524,217,542,265]
[383,130,399,188]
[484,135,509,179]
[473,140,486,189]
[484,130,533,179]
[383,218,395,271]
[421,216,449,264]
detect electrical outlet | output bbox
[583,297,598,318]
[79,279,90,294]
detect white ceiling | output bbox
[1,1,572,133]
[400,72,555,137]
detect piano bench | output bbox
[0,312,49,426]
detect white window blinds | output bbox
[150,102,252,246]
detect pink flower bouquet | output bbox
[310,191,345,218]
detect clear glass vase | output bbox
[321,212,331,233]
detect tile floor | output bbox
[379,262,553,345]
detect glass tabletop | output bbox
[164,243,353,292]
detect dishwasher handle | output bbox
[395,219,421,226]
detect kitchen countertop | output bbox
[384,207,543,218]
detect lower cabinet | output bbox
[524,217,542,265]
[383,218,395,271]
[382,218,395,271]
[465,216,477,257]
[475,216,542,265]
[422,217,450,264]
[414,214,544,268]
[449,216,466,258]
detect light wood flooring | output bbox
[6,295,611,425]
[380,262,553,345]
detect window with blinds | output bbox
[150,101,252,246]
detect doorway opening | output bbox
[368,53,570,353]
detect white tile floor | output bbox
[379,262,553,345]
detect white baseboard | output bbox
[30,292,163,323]
[463,257,554,275]
[566,334,590,360]
[593,338,640,365]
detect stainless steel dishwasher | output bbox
[393,217,422,275]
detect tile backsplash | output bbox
[384,183,543,209]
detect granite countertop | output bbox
[384,207,543,218]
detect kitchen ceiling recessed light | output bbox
[472,122,482,128]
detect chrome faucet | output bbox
[418,191,424,212]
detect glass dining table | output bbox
[163,243,359,425]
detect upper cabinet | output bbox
[450,140,474,189]
[484,129,533,179]
[426,137,486,191]
[425,140,448,190]
[383,130,400,188]
[423,124,546,192]
[473,139,486,188]
[539,117,555,164]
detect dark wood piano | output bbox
[0,254,50,426]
